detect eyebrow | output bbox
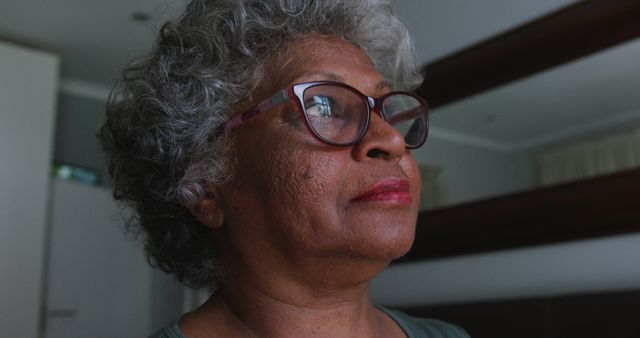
[295,71,392,93]
[377,81,392,92]
[295,71,345,83]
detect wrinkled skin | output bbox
[186,36,421,338]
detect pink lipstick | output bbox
[352,178,411,204]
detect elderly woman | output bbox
[100,0,469,337]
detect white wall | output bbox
[371,233,640,307]
[413,135,537,207]
[0,41,59,338]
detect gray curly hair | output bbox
[98,0,422,289]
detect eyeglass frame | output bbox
[226,81,429,149]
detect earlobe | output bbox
[188,190,225,229]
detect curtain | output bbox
[537,127,640,185]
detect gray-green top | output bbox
[148,307,470,338]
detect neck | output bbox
[178,232,405,337]
[181,265,403,338]
[222,277,377,337]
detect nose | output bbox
[352,112,406,162]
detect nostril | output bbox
[366,149,388,158]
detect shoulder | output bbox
[147,319,186,338]
[380,307,471,338]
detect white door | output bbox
[44,180,153,338]
[0,41,58,338]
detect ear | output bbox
[188,188,225,229]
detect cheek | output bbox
[232,132,344,227]
[271,151,344,220]
[253,152,352,255]
[401,152,421,209]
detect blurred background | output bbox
[1,0,639,337]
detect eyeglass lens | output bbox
[382,94,427,147]
[303,84,367,145]
[302,84,426,147]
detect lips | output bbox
[352,178,411,204]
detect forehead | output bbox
[274,36,389,94]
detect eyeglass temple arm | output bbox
[226,89,291,130]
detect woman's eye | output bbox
[305,96,339,118]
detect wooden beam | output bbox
[417,0,640,109]
[403,290,640,338]
[397,168,640,263]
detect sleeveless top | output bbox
[148,307,470,338]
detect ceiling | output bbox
[428,39,640,151]
[394,0,578,65]
[393,0,640,151]
[0,0,185,86]
[1,0,638,152]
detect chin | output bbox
[380,230,416,261]
[353,219,417,263]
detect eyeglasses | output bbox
[227,81,429,149]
